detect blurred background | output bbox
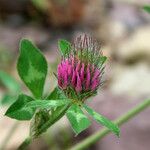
[0,0,150,150]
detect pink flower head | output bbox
[57,35,106,100]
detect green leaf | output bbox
[83,105,120,137]
[58,39,71,57]
[0,94,17,106]
[0,71,21,107]
[25,99,71,109]
[0,70,20,93]
[17,39,47,98]
[47,87,67,100]
[143,5,150,13]
[66,104,91,134]
[31,0,49,11]
[5,94,36,120]
[46,87,67,117]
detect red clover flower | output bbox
[57,35,106,101]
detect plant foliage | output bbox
[5,39,120,139]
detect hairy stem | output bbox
[35,105,70,136]
[17,105,70,150]
[70,99,150,150]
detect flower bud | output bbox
[57,35,106,100]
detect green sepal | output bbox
[98,56,107,68]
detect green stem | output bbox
[69,99,150,150]
[0,121,19,150]
[17,137,32,150]
[17,105,70,150]
[35,105,70,136]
